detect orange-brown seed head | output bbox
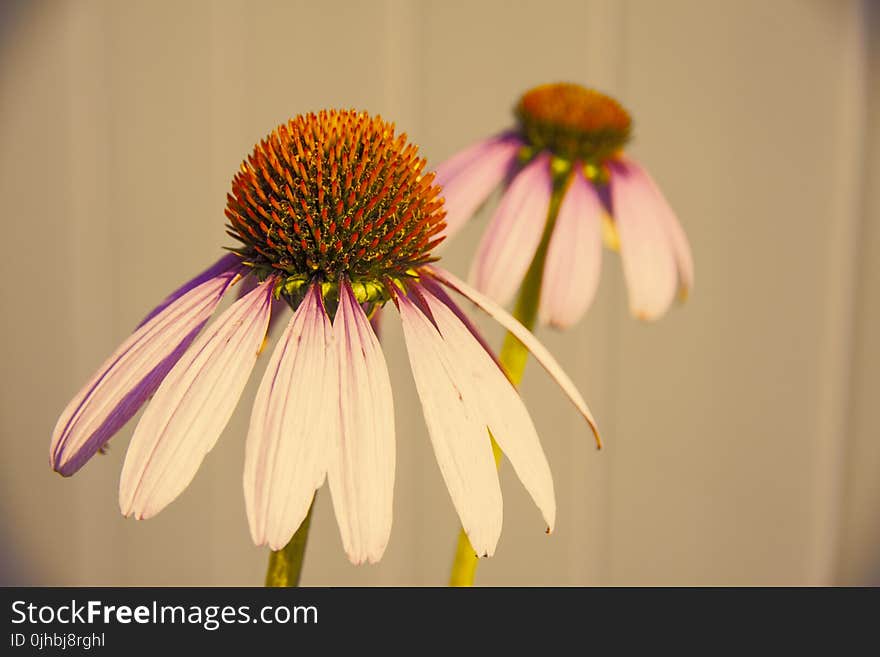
[225,110,446,294]
[515,83,632,164]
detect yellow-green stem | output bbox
[265,498,314,587]
[448,178,567,587]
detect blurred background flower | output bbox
[1,0,878,586]
[436,83,693,325]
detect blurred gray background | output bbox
[1,0,878,585]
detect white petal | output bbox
[418,286,555,532]
[539,169,603,328]
[420,276,505,376]
[51,270,239,476]
[396,291,503,556]
[327,280,395,564]
[426,266,601,448]
[469,153,553,306]
[119,280,274,519]
[244,284,336,550]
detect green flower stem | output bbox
[448,179,567,587]
[265,498,315,587]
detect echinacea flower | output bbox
[50,110,599,564]
[436,82,694,326]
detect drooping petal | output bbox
[395,290,503,556]
[244,283,336,550]
[539,168,603,328]
[426,265,601,448]
[608,159,679,320]
[417,285,556,533]
[419,275,507,381]
[470,153,553,307]
[435,133,508,182]
[327,279,395,564]
[434,133,523,242]
[137,253,242,328]
[50,269,241,476]
[119,279,274,519]
[619,157,694,297]
[237,274,290,336]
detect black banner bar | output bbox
[1,587,875,652]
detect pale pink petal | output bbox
[395,290,503,556]
[539,168,603,328]
[434,133,523,242]
[417,285,555,532]
[470,153,553,307]
[119,279,275,519]
[608,159,679,320]
[620,157,694,297]
[435,133,509,182]
[137,253,241,328]
[419,276,506,379]
[327,279,395,564]
[51,269,240,476]
[244,284,336,550]
[237,274,290,335]
[426,265,601,448]
[368,305,382,340]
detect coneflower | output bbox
[50,110,599,580]
[436,82,694,325]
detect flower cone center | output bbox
[225,110,446,303]
[516,83,632,164]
